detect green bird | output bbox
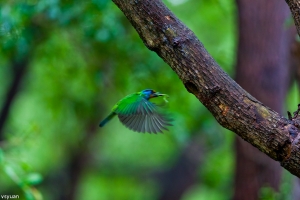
[99,89,172,133]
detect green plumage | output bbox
[100,89,172,133]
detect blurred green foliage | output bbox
[0,0,293,200]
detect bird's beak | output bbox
[152,92,169,103]
[152,92,167,97]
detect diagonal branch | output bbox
[286,0,300,37]
[112,0,300,177]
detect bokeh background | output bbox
[0,0,298,200]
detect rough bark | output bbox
[233,0,291,199]
[286,0,300,37]
[111,0,300,177]
[291,32,300,200]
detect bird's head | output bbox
[140,89,165,100]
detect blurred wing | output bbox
[116,97,172,133]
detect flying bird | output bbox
[99,89,172,133]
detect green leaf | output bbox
[24,173,43,185]
[3,165,21,184]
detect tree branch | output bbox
[112,0,300,177]
[286,0,300,37]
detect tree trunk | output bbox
[158,135,204,200]
[0,58,29,141]
[234,0,291,199]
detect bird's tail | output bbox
[99,112,116,127]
